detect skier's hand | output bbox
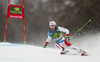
[66,36,70,42]
[43,44,47,48]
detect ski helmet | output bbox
[49,21,57,27]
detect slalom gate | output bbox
[4,0,26,44]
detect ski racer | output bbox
[43,21,88,56]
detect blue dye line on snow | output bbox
[0,58,22,60]
[0,42,25,47]
[0,44,24,47]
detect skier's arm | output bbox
[46,35,52,44]
[58,26,69,37]
[43,32,52,48]
[58,26,70,41]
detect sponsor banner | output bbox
[7,4,24,19]
[10,7,22,15]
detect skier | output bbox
[43,21,88,56]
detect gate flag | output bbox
[4,0,26,44]
[7,4,25,19]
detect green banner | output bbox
[10,7,22,15]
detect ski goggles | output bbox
[50,25,55,28]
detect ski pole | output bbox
[44,48,47,52]
[42,45,48,52]
[70,19,91,39]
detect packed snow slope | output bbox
[0,33,100,62]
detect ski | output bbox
[81,52,89,56]
[60,50,69,55]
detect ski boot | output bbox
[80,49,89,56]
[60,50,69,55]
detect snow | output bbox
[0,42,99,62]
[0,34,100,62]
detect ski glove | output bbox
[66,36,70,42]
[66,34,70,42]
[43,44,47,48]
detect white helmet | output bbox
[49,21,57,26]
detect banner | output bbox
[7,4,24,19]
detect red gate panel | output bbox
[4,0,26,44]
